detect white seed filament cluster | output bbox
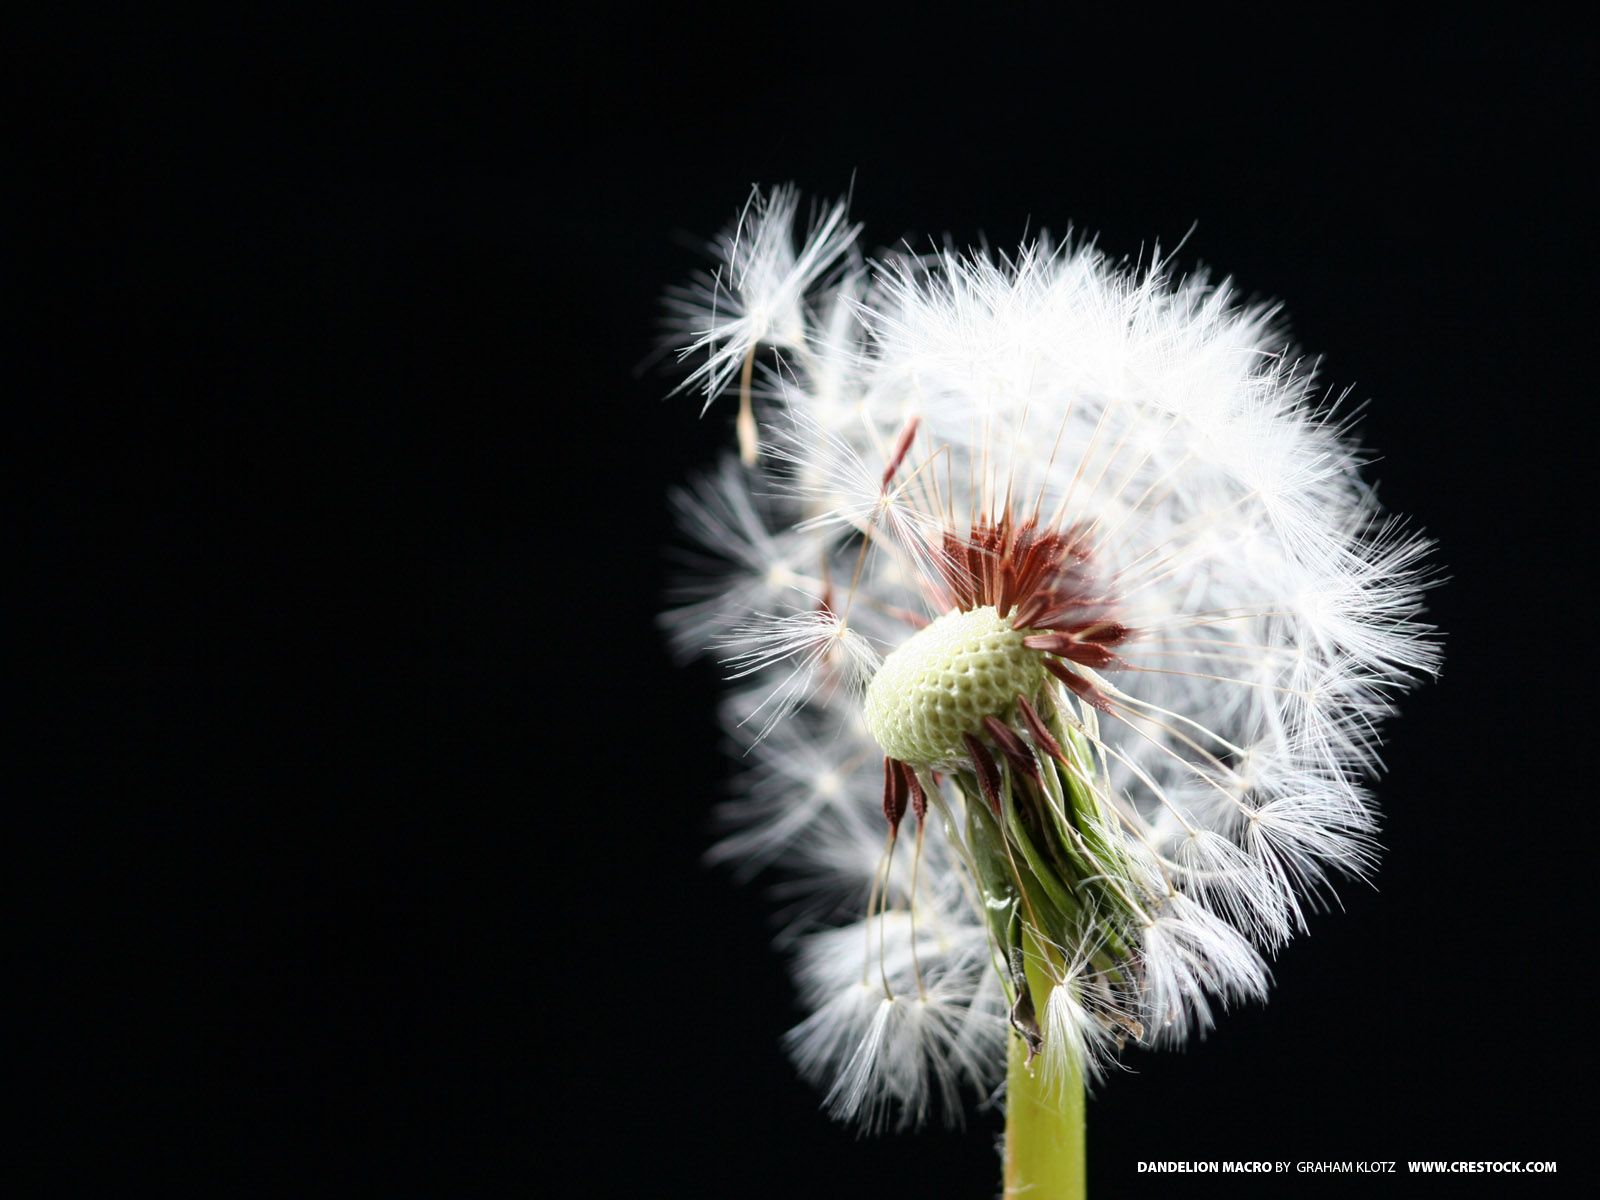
[662,187,1439,1131]
[864,606,1045,767]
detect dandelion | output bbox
[658,187,1438,1197]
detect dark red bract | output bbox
[936,513,1126,651]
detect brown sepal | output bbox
[882,756,908,832]
[899,761,927,823]
[982,715,1039,782]
[1044,657,1114,713]
[1016,694,1067,763]
[962,733,1003,814]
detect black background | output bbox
[18,13,1595,1196]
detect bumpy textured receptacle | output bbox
[865,606,1046,767]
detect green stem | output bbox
[1003,929,1086,1199]
[1004,1032,1085,1198]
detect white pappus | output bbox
[658,185,1438,1132]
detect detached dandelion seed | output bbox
[658,187,1439,1197]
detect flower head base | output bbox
[661,188,1438,1131]
[864,606,1044,767]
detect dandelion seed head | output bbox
[659,186,1439,1130]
